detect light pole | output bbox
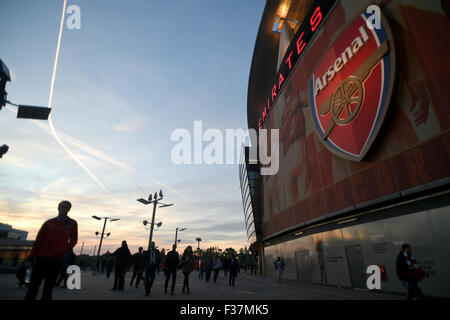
[196,237,202,252]
[174,227,187,246]
[79,241,84,255]
[138,190,173,251]
[92,215,120,275]
[144,220,162,231]
[1,59,52,160]
[1,59,52,119]
[143,220,162,245]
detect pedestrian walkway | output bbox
[0,271,401,300]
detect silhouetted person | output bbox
[275,257,284,283]
[24,201,78,300]
[101,259,106,274]
[111,241,132,291]
[162,259,167,277]
[143,242,161,296]
[164,244,179,295]
[223,258,229,277]
[130,247,144,288]
[79,259,84,271]
[106,258,114,278]
[205,255,213,282]
[229,254,239,287]
[198,257,205,279]
[213,254,222,283]
[56,249,76,288]
[396,243,425,300]
[16,261,27,288]
[181,246,194,294]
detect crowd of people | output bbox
[19,200,254,300]
[100,242,245,295]
[18,200,428,300]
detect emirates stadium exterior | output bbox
[239,0,450,298]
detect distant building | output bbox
[0,223,33,271]
[0,223,28,240]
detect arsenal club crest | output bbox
[309,10,396,161]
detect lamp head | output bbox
[0,144,9,158]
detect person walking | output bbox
[24,201,78,300]
[111,241,132,291]
[162,259,167,277]
[106,258,114,278]
[130,247,144,288]
[180,246,194,294]
[396,243,425,300]
[16,261,27,288]
[274,257,284,283]
[213,254,222,283]
[205,255,214,283]
[143,242,161,296]
[101,259,106,274]
[223,257,229,277]
[228,254,239,287]
[198,257,205,279]
[164,244,179,295]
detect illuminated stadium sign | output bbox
[309,10,396,161]
[258,0,337,129]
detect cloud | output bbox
[152,179,191,201]
[32,119,132,171]
[130,64,170,88]
[113,114,151,133]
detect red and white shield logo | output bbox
[309,10,396,161]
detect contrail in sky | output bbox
[46,0,125,211]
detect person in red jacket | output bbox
[24,200,78,300]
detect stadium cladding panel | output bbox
[244,0,450,297]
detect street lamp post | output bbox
[196,237,202,251]
[92,215,120,275]
[174,227,187,246]
[1,58,52,119]
[138,190,173,251]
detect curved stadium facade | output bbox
[240,0,450,298]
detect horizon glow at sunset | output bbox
[0,0,265,254]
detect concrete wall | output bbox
[264,204,450,298]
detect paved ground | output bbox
[0,271,402,300]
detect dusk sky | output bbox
[0,0,265,254]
